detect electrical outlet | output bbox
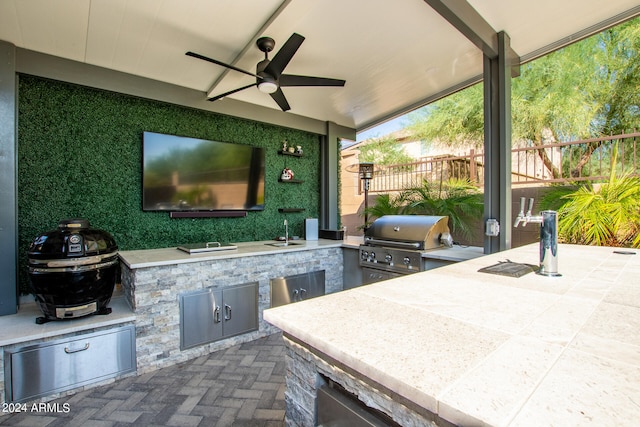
[485,219,500,236]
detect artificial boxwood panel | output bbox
[17,75,320,294]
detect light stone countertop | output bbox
[119,237,483,269]
[0,295,135,347]
[264,243,640,426]
[118,239,344,269]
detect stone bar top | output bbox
[264,243,640,426]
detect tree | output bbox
[407,17,640,179]
[358,135,414,165]
[540,146,640,247]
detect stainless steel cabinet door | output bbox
[343,248,364,289]
[306,270,325,299]
[180,282,258,350]
[270,270,325,307]
[221,282,258,338]
[180,288,223,350]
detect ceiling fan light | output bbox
[258,81,278,94]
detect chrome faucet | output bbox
[513,197,561,276]
[284,219,289,246]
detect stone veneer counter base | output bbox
[119,239,344,374]
[264,243,640,426]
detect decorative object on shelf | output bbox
[288,145,296,154]
[281,168,295,181]
[296,145,303,155]
[282,139,288,151]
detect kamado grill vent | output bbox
[28,219,118,324]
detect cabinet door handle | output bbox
[64,343,90,354]
[299,288,307,300]
[224,304,232,320]
[293,289,299,301]
[214,305,221,323]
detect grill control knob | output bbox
[403,257,411,265]
[385,254,392,263]
[361,251,368,260]
[370,252,376,260]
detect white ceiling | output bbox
[1,0,638,131]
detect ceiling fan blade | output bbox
[279,74,346,87]
[186,51,261,79]
[269,88,291,111]
[264,33,305,77]
[208,83,257,102]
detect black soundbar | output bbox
[169,211,247,218]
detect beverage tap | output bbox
[513,197,541,227]
[513,197,561,276]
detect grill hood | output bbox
[364,215,452,250]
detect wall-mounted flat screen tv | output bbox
[142,132,265,211]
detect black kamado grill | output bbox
[28,219,118,324]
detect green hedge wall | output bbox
[17,75,321,294]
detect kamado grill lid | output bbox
[28,218,118,260]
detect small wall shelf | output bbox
[278,208,305,213]
[278,150,303,157]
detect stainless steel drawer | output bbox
[5,325,136,403]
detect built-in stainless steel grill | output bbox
[359,215,453,284]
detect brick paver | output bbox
[0,333,286,426]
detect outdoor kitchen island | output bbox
[264,243,640,427]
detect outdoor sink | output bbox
[265,242,303,248]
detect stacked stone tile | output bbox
[121,247,343,375]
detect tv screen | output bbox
[142,132,265,211]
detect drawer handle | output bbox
[214,305,221,323]
[224,304,232,320]
[64,343,90,354]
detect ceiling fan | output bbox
[186,33,346,111]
